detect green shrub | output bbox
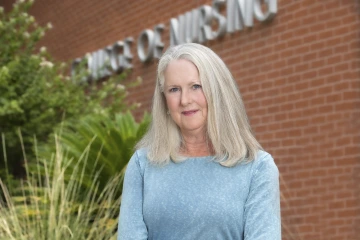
[0,0,139,178]
[35,111,150,199]
[0,137,121,240]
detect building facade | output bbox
[3,0,360,239]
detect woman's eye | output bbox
[169,87,179,92]
[192,84,202,90]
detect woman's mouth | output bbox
[182,110,198,116]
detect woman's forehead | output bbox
[163,60,200,85]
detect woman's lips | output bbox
[182,110,198,116]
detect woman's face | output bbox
[163,59,208,137]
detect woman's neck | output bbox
[180,133,213,157]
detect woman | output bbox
[118,43,281,240]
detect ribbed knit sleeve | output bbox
[243,153,281,240]
[117,152,148,240]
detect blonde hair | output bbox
[136,43,261,167]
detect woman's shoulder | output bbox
[133,147,148,160]
[251,150,279,176]
[130,148,151,172]
[255,150,274,162]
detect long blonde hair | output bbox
[136,43,261,167]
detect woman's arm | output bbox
[243,153,281,240]
[117,152,148,240]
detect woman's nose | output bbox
[180,90,191,106]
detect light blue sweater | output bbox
[117,149,281,240]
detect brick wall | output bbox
[3,0,360,239]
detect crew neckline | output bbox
[185,155,214,160]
